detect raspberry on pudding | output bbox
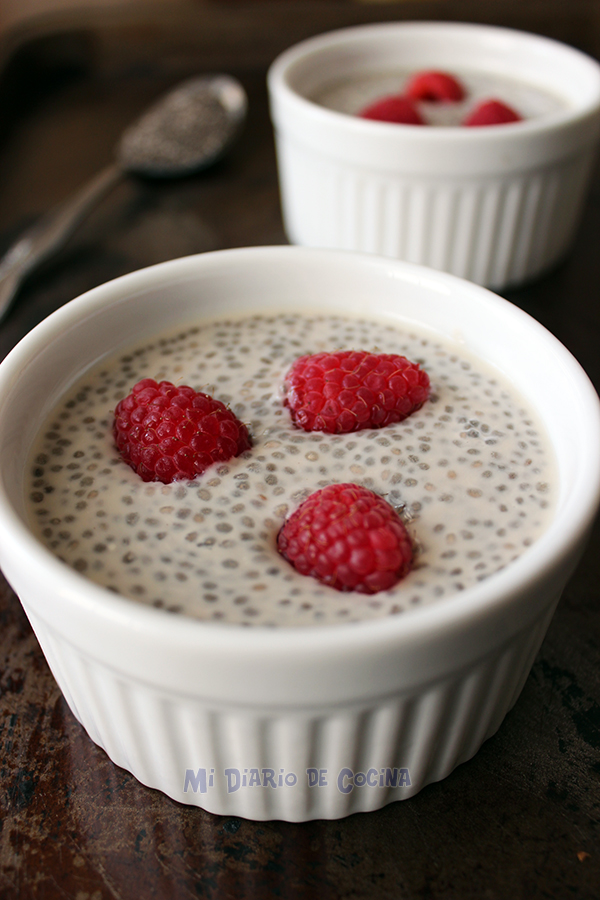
[463,99,523,126]
[283,350,430,433]
[405,70,465,103]
[113,378,251,483]
[359,94,424,124]
[277,483,413,594]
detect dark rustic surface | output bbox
[0,3,599,898]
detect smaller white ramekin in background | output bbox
[268,22,600,290]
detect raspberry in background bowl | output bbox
[0,246,598,821]
[267,22,600,290]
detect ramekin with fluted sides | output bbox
[0,246,598,821]
[267,22,600,290]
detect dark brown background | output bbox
[0,2,599,898]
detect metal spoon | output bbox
[0,74,247,321]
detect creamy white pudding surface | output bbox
[26,312,556,627]
[313,68,567,125]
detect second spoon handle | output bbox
[0,163,123,323]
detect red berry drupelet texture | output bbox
[277,483,413,594]
[359,94,424,125]
[113,378,251,483]
[405,70,465,103]
[284,350,430,434]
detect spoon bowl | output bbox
[0,74,248,320]
[118,74,248,176]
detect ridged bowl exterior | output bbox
[24,598,557,822]
[268,22,600,289]
[275,138,596,289]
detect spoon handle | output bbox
[0,163,123,323]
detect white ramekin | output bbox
[268,22,600,290]
[0,247,598,821]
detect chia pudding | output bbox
[26,312,556,627]
[313,69,567,126]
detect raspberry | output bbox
[359,94,424,125]
[405,70,465,103]
[277,483,413,594]
[283,350,430,434]
[113,378,251,483]
[463,99,522,126]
